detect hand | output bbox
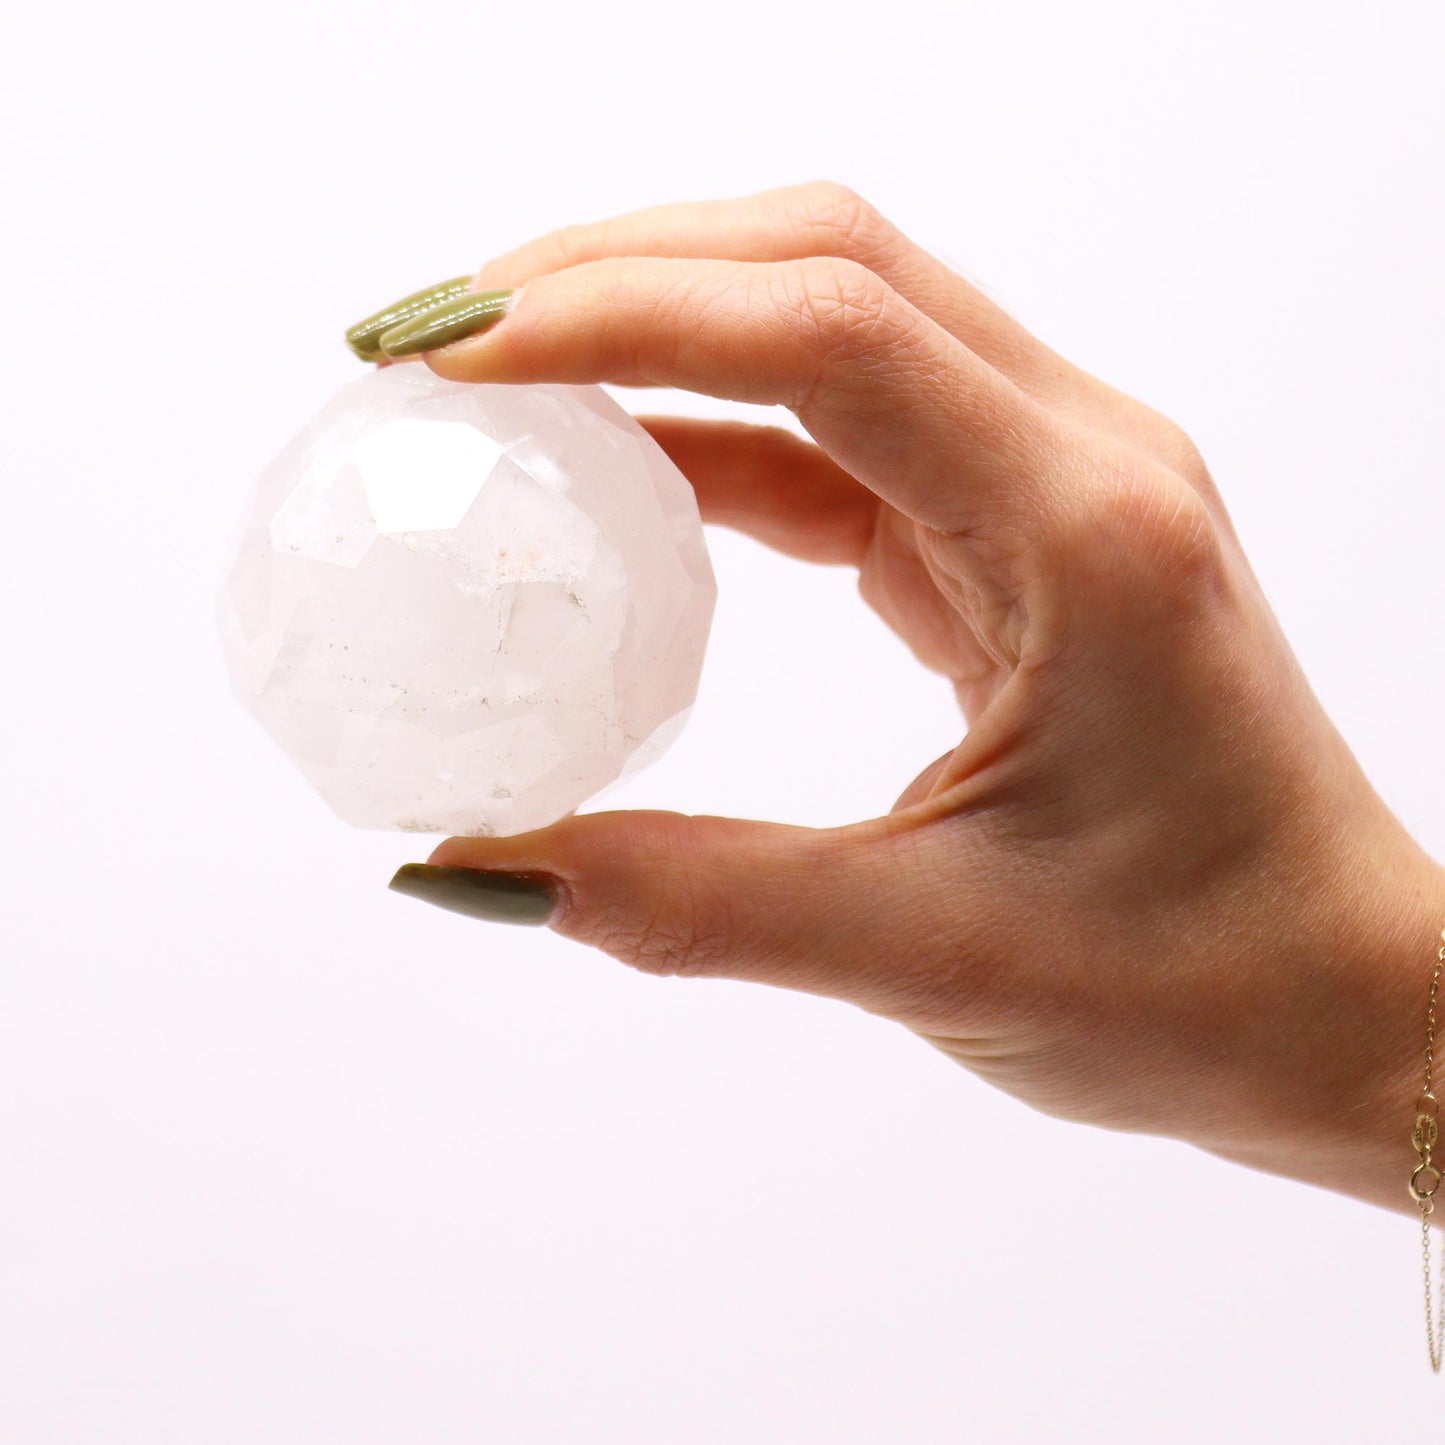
[380,181,1445,1216]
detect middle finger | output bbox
[473,180,1066,398]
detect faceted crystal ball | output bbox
[218,366,716,835]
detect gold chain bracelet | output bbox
[1410,927,1445,1372]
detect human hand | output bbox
[371,182,1445,1215]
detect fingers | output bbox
[474,183,903,286]
[421,254,1065,541]
[642,417,1016,713]
[474,181,1060,396]
[419,810,949,1015]
[892,749,957,812]
[636,416,877,565]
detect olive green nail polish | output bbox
[378,288,515,357]
[345,275,474,361]
[388,862,557,926]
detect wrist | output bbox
[1205,822,1445,1217]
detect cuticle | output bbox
[540,872,570,923]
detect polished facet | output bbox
[218,366,715,835]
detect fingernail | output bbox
[345,275,474,361]
[378,287,515,357]
[388,862,557,926]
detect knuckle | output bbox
[580,821,740,978]
[1150,419,1208,473]
[1160,421,1210,485]
[1128,403,1214,492]
[783,180,895,260]
[602,901,735,980]
[550,220,611,270]
[657,270,737,378]
[1070,459,1228,601]
[782,256,903,357]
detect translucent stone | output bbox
[217,367,715,835]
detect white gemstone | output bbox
[218,366,715,835]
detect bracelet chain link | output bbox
[1411,928,1445,1372]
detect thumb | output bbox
[391,810,922,1004]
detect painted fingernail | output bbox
[388,862,557,926]
[378,288,515,357]
[345,275,473,361]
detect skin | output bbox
[387,180,1445,1219]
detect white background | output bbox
[3,1,1444,1439]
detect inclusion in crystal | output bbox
[217,366,715,835]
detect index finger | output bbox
[389,254,1068,545]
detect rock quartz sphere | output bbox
[218,367,715,835]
